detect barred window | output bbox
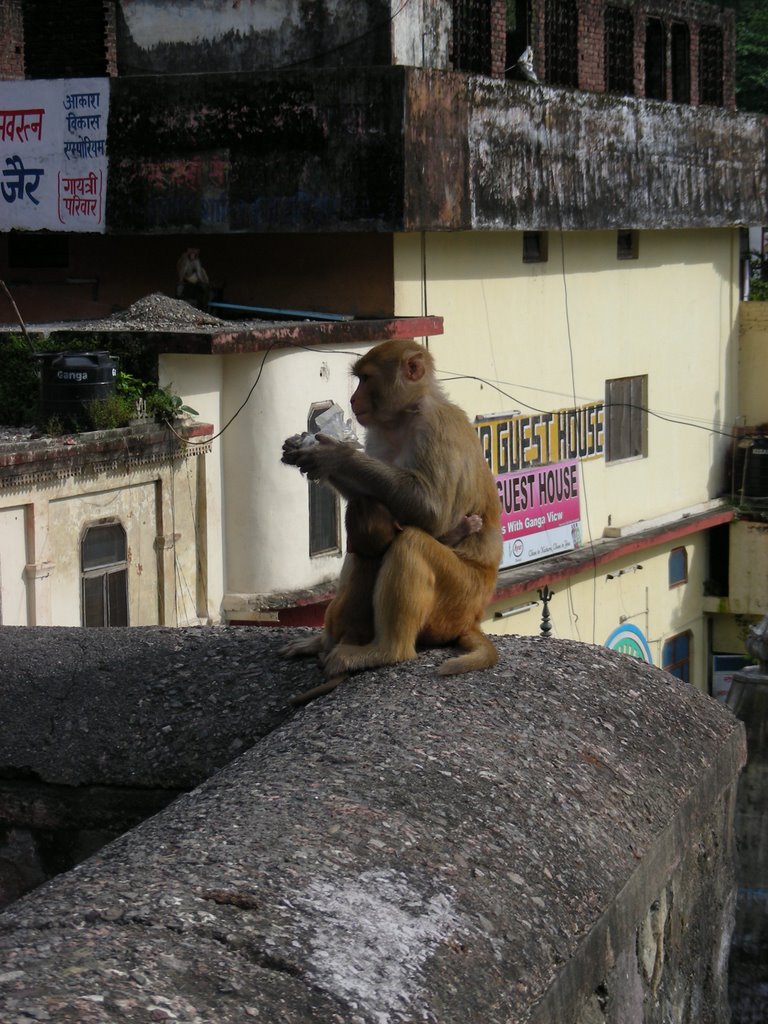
[452,0,492,74]
[644,18,666,101]
[545,0,578,88]
[604,6,634,96]
[699,25,724,106]
[671,22,690,103]
[605,375,647,462]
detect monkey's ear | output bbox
[402,352,426,382]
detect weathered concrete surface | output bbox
[0,629,746,1023]
[0,627,303,789]
[106,68,768,235]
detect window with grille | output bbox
[644,18,666,100]
[604,6,634,96]
[605,375,647,462]
[452,0,492,74]
[505,0,532,78]
[699,25,724,106]
[308,403,341,557]
[545,0,578,88]
[671,22,690,103]
[668,547,688,587]
[662,631,691,683]
[81,522,129,627]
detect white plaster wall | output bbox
[160,353,225,622]
[391,0,451,69]
[0,505,28,625]
[216,344,365,598]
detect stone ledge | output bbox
[0,628,745,1023]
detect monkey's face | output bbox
[350,371,375,426]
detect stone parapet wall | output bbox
[0,627,745,1022]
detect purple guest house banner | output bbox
[476,402,605,568]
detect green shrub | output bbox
[0,335,40,426]
[0,338,196,431]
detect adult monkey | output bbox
[281,338,502,685]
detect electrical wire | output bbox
[168,339,278,445]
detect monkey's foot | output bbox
[323,642,417,676]
[279,634,325,659]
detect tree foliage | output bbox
[730,0,768,113]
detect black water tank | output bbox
[36,351,118,425]
[733,434,768,506]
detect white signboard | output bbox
[0,77,109,232]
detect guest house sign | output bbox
[476,402,605,568]
[0,78,109,232]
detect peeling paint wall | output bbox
[105,68,767,235]
[406,70,768,230]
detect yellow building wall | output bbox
[394,228,740,693]
[738,301,768,427]
[395,229,738,538]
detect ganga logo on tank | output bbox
[604,624,654,664]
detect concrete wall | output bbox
[0,426,213,627]
[104,69,768,235]
[0,627,747,1023]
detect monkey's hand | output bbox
[281,433,354,482]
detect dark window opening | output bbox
[308,404,341,557]
[699,24,724,106]
[545,0,578,88]
[81,523,128,627]
[605,375,647,462]
[506,0,533,80]
[662,631,691,683]
[617,230,639,260]
[705,522,729,597]
[23,0,108,78]
[8,233,69,269]
[644,18,666,100]
[670,22,690,103]
[523,232,548,263]
[668,546,688,587]
[604,6,634,96]
[452,0,492,74]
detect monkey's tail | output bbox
[437,629,498,676]
[290,674,348,706]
